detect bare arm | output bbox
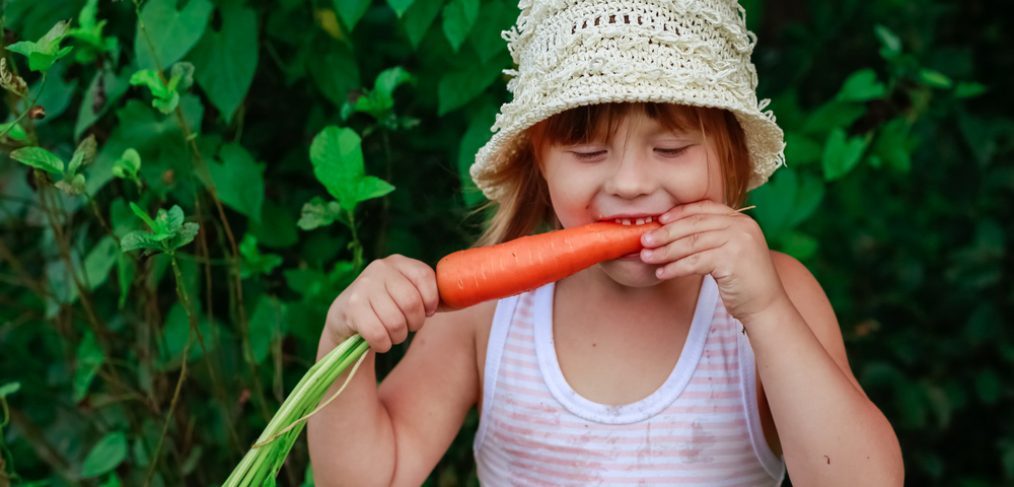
[749,251,904,486]
[306,255,488,486]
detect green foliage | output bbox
[0,0,1011,486]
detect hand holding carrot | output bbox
[326,255,441,353]
[639,200,790,326]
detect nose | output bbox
[603,148,656,199]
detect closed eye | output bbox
[655,147,690,157]
[571,150,607,160]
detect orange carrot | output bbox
[436,222,661,308]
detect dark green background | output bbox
[1,0,1011,485]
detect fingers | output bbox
[642,213,734,248]
[641,230,728,267]
[653,246,726,280]
[329,255,440,353]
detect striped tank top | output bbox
[473,276,785,486]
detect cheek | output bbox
[666,147,725,203]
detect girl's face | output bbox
[540,109,725,287]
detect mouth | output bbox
[598,214,662,226]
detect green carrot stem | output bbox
[222,335,369,486]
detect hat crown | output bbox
[472,0,785,202]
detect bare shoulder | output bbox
[769,250,861,387]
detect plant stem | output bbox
[144,253,197,486]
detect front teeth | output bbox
[615,216,654,225]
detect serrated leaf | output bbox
[134,0,214,70]
[120,231,159,253]
[73,330,105,402]
[298,197,344,230]
[442,0,479,51]
[11,146,65,175]
[188,3,258,123]
[170,222,200,250]
[837,68,886,102]
[334,0,371,31]
[81,432,127,478]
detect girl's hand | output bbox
[639,200,789,325]
[325,255,441,353]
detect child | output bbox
[308,0,904,485]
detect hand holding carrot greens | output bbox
[639,200,789,326]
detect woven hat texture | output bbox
[471,0,786,202]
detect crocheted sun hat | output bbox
[471,0,786,202]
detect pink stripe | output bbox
[502,342,533,356]
[497,394,743,417]
[500,355,539,371]
[497,405,749,431]
[494,417,753,447]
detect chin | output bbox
[598,260,661,288]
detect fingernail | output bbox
[642,233,655,245]
[656,268,666,279]
[641,249,654,260]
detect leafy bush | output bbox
[0,0,1011,485]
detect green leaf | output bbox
[75,67,131,139]
[788,172,825,228]
[343,67,415,121]
[157,304,214,370]
[457,100,498,206]
[134,0,214,70]
[387,0,415,17]
[802,100,866,135]
[837,68,886,102]
[333,0,372,31]
[73,330,105,402]
[748,167,797,238]
[468,0,515,63]
[308,42,360,108]
[117,253,135,309]
[67,0,119,64]
[112,148,142,181]
[297,197,344,230]
[10,146,65,175]
[81,431,128,478]
[129,68,180,114]
[249,296,286,364]
[871,117,912,173]
[205,143,265,222]
[355,176,396,202]
[438,59,502,115]
[0,382,20,398]
[401,0,442,48]
[955,81,987,99]
[822,128,869,181]
[874,24,901,56]
[0,121,29,142]
[188,3,258,123]
[783,131,822,166]
[776,230,818,260]
[128,202,157,230]
[67,134,98,175]
[120,231,160,253]
[442,0,479,51]
[6,20,74,72]
[239,234,283,279]
[310,126,393,211]
[917,68,953,89]
[84,237,119,290]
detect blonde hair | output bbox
[475,103,750,246]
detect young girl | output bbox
[308,1,903,485]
